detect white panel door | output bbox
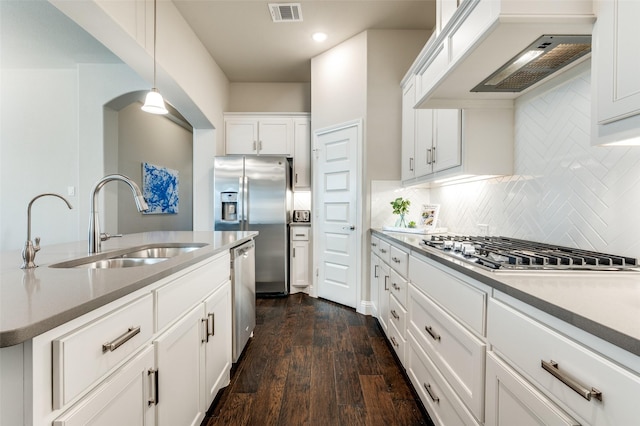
[315,122,360,308]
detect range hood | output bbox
[413,0,596,108]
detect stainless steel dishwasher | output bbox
[230,239,256,363]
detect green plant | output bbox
[390,197,410,215]
[408,221,416,228]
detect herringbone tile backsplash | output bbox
[430,70,640,258]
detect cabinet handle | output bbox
[426,147,432,165]
[208,312,215,338]
[380,248,387,254]
[293,248,296,257]
[541,360,602,401]
[390,336,399,347]
[253,141,257,151]
[371,242,377,247]
[102,326,140,353]
[384,275,389,291]
[424,325,441,341]
[259,140,263,151]
[424,383,440,403]
[374,264,379,278]
[148,368,159,406]
[391,309,400,320]
[295,233,305,237]
[202,318,209,343]
[409,157,414,171]
[392,256,401,263]
[432,146,436,164]
[295,173,299,184]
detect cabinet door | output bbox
[433,109,461,173]
[293,117,311,189]
[485,352,579,426]
[401,78,417,181]
[370,252,380,318]
[154,305,205,426]
[377,260,390,335]
[415,109,434,177]
[53,346,156,426]
[291,239,310,288]
[258,118,293,155]
[203,282,232,408]
[596,0,640,125]
[225,119,258,155]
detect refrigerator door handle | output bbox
[243,176,249,230]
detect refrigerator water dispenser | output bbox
[221,192,238,221]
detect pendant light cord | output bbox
[153,0,157,89]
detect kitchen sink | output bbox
[49,243,208,269]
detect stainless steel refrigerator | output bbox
[214,156,291,295]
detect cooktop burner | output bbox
[420,235,639,272]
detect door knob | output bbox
[342,225,355,231]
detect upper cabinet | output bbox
[407,0,594,109]
[293,117,311,190]
[402,74,513,185]
[224,114,294,156]
[592,0,640,145]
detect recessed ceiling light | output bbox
[312,32,327,42]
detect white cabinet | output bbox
[290,226,311,292]
[401,77,418,181]
[53,346,156,426]
[293,117,311,190]
[437,0,460,34]
[203,282,232,408]
[224,114,293,156]
[485,352,579,426]
[592,0,640,145]
[154,304,206,426]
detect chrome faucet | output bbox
[21,193,73,269]
[88,174,149,254]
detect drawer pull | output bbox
[390,336,399,347]
[391,309,400,320]
[392,256,401,263]
[424,383,440,403]
[380,248,387,254]
[392,282,401,291]
[371,242,377,247]
[541,360,602,401]
[425,325,441,341]
[374,264,379,278]
[102,326,140,353]
[148,368,159,406]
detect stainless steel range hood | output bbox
[412,0,596,109]
[471,35,591,93]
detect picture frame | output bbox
[421,204,440,230]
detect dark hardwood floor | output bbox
[203,293,433,426]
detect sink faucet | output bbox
[88,174,149,254]
[21,193,73,269]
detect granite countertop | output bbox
[372,229,640,358]
[0,231,257,347]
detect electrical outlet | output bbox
[478,223,489,235]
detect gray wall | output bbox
[228,82,311,113]
[117,102,193,233]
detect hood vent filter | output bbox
[472,35,591,93]
[269,3,303,22]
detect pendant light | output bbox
[142,0,168,115]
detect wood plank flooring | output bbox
[203,293,433,426]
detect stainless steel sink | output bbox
[49,243,208,269]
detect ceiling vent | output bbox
[269,3,303,22]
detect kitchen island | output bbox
[372,229,640,426]
[0,230,257,426]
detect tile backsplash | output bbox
[430,69,640,258]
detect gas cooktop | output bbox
[420,235,640,272]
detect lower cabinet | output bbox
[290,226,311,292]
[204,282,232,407]
[53,346,156,426]
[485,352,579,426]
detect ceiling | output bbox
[173,0,436,83]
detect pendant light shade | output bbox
[142,89,168,114]
[142,0,168,115]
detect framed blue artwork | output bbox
[142,162,179,214]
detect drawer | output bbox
[408,284,486,420]
[389,293,407,339]
[52,293,153,409]
[389,245,409,278]
[387,319,406,366]
[389,268,408,308]
[485,352,579,426]
[377,239,391,264]
[156,252,230,332]
[407,331,481,426]
[291,226,310,241]
[488,298,640,426]
[409,253,486,336]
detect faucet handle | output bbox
[100,233,123,242]
[34,237,41,253]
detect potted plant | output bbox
[390,197,410,227]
